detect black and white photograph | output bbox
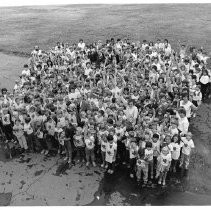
[0,0,211,206]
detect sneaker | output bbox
[122,162,126,165]
[41,150,45,154]
[86,162,90,167]
[158,180,162,185]
[162,181,166,186]
[130,174,134,178]
[44,150,49,155]
[92,162,96,167]
[101,163,105,168]
[105,164,108,169]
[107,169,111,174]
[77,159,80,163]
[110,170,114,174]
[64,157,68,161]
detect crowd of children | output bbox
[0,38,210,186]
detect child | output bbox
[169,121,179,137]
[156,146,172,186]
[36,126,49,155]
[136,149,148,186]
[13,119,28,152]
[180,132,195,170]
[175,109,189,135]
[73,127,86,163]
[1,109,14,142]
[128,138,139,178]
[105,134,117,174]
[192,85,202,107]
[24,117,35,152]
[84,132,96,167]
[144,141,154,180]
[100,133,108,168]
[169,134,181,172]
[57,127,65,159]
[151,133,161,176]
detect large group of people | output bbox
[0,38,210,186]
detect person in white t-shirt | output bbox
[78,39,85,50]
[128,139,139,178]
[13,119,28,151]
[144,141,154,181]
[180,132,195,169]
[85,132,96,167]
[21,64,31,77]
[105,135,117,174]
[124,100,138,125]
[175,109,189,135]
[169,134,182,172]
[156,146,172,186]
[179,94,197,120]
[136,149,148,185]
[24,117,34,152]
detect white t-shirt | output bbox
[177,112,189,134]
[169,142,182,160]
[84,68,92,76]
[152,140,161,157]
[85,136,95,150]
[2,114,11,125]
[68,92,80,100]
[78,42,85,50]
[200,75,210,84]
[136,158,146,168]
[100,139,107,152]
[24,123,33,135]
[129,145,138,159]
[144,148,153,162]
[22,69,31,76]
[181,137,195,155]
[105,142,117,163]
[180,100,193,118]
[169,126,179,137]
[158,152,172,166]
[125,106,138,121]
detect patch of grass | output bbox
[0,4,211,55]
